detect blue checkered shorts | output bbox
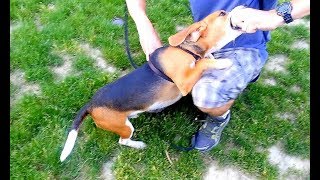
[192,47,266,108]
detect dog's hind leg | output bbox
[90,107,146,149]
[118,119,146,149]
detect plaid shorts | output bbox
[192,47,266,108]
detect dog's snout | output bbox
[218,11,227,16]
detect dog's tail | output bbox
[60,103,90,162]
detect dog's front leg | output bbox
[177,58,232,96]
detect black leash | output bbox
[124,5,139,69]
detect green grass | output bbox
[10,0,310,179]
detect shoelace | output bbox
[200,121,224,138]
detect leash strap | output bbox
[148,60,174,83]
[147,46,202,83]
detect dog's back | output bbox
[91,64,165,111]
[88,46,172,110]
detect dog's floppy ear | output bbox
[168,22,207,46]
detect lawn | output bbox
[10,0,310,179]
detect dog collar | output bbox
[147,45,202,83]
[147,59,174,83]
[177,45,202,62]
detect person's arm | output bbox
[125,0,162,60]
[231,0,310,33]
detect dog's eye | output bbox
[219,11,226,16]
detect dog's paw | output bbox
[119,138,147,149]
[132,141,147,149]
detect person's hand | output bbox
[230,6,284,33]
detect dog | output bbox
[60,8,243,162]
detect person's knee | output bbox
[196,100,234,117]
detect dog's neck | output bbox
[176,45,202,62]
[178,41,206,58]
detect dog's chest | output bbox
[128,94,182,118]
[148,94,182,111]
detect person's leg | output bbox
[191,47,266,152]
[197,99,234,117]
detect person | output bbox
[125,0,310,152]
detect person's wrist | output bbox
[268,9,285,30]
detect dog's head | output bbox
[168,6,245,56]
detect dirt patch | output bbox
[10,70,41,106]
[201,153,215,167]
[10,22,23,34]
[263,78,277,86]
[35,15,44,31]
[290,85,301,93]
[275,112,297,123]
[100,152,119,180]
[175,25,187,32]
[203,141,310,180]
[47,3,56,11]
[291,40,309,50]
[79,43,130,77]
[264,54,288,74]
[51,53,74,81]
[39,3,56,11]
[101,160,115,180]
[204,160,256,180]
[10,21,23,44]
[267,143,310,179]
[79,43,117,73]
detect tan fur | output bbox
[155,83,182,101]
[91,107,132,138]
[169,12,228,50]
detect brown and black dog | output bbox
[60,8,244,162]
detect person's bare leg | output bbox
[197,100,234,117]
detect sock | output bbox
[219,110,230,119]
[208,110,230,122]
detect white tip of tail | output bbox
[60,130,78,162]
